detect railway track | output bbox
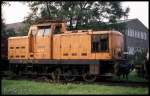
[2,72,148,88]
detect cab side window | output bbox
[100,34,108,51]
[91,35,101,52]
[37,26,51,36]
[54,25,62,34]
[91,34,108,52]
[37,29,44,36]
[44,28,51,36]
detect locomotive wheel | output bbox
[63,70,76,82]
[82,73,96,82]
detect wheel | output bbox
[63,70,76,82]
[82,73,96,82]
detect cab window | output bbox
[91,34,109,52]
[91,35,101,52]
[54,25,62,34]
[100,34,108,51]
[44,29,51,36]
[37,26,51,36]
[37,29,44,36]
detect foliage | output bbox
[1,18,7,37]
[1,2,12,37]
[124,50,148,78]
[1,1,10,6]
[14,1,130,35]
[5,28,16,37]
[22,1,129,31]
[17,23,30,36]
[113,70,148,82]
[1,20,16,37]
[77,22,127,32]
[2,79,148,95]
[134,51,146,65]
[128,51,147,65]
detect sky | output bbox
[2,1,149,28]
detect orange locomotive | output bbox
[8,20,124,82]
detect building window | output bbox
[131,31,133,37]
[144,33,147,40]
[133,31,135,37]
[139,31,141,39]
[137,31,140,38]
[131,28,132,37]
[134,31,136,38]
[131,29,133,37]
[142,32,145,40]
[138,31,139,38]
[133,29,136,37]
[125,29,128,35]
[132,29,134,37]
[141,32,144,39]
[128,28,130,37]
[128,47,134,55]
[136,31,138,38]
[143,32,145,40]
[135,31,137,38]
[132,29,136,37]
[139,31,142,39]
[127,47,130,53]
[137,31,139,38]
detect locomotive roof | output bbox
[8,36,28,39]
[54,30,123,37]
[32,20,66,25]
[90,31,123,36]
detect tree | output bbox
[1,1,10,6]
[1,18,7,37]
[1,1,11,37]
[6,28,16,37]
[23,1,129,31]
[18,22,30,36]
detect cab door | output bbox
[35,26,52,59]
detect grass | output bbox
[1,79,148,95]
[112,70,148,82]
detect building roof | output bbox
[107,18,148,30]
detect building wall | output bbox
[124,19,149,55]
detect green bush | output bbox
[128,51,146,65]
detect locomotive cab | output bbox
[90,31,124,76]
